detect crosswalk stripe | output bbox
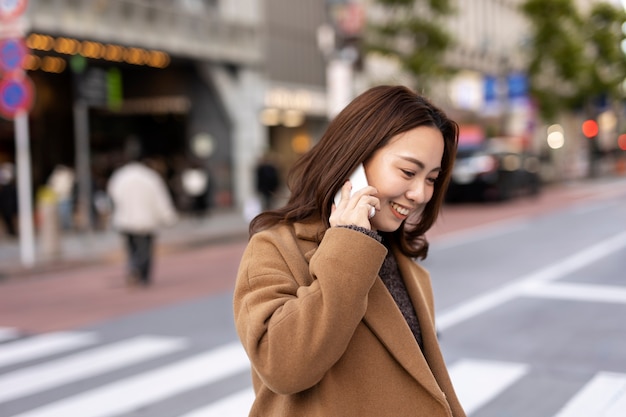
[0,335,188,403]
[0,327,19,343]
[554,372,626,417]
[179,387,255,417]
[521,282,626,305]
[0,332,98,369]
[449,359,528,415]
[9,341,250,417]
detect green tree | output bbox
[365,0,457,92]
[521,0,626,176]
[520,0,626,122]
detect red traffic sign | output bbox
[0,0,28,22]
[0,74,33,120]
[0,38,26,73]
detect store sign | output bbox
[75,67,108,106]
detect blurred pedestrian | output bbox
[107,153,178,287]
[233,86,465,416]
[47,164,76,230]
[0,163,18,237]
[255,153,280,211]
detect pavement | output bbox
[0,208,251,279]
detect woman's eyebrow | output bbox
[398,155,441,172]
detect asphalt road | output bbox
[1,179,625,417]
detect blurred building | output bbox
[361,0,531,153]
[0,0,266,221]
[259,0,330,192]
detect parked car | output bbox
[445,146,541,202]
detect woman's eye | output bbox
[427,177,438,184]
[401,169,415,177]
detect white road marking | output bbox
[554,372,626,417]
[9,342,250,417]
[449,359,528,415]
[0,331,98,368]
[431,218,529,249]
[179,387,255,417]
[521,281,626,305]
[0,335,187,403]
[437,231,626,331]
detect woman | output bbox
[233,85,466,416]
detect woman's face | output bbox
[364,126,444,232]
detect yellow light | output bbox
[54,37,80,55]
[124,47,147,65]
[26,33,169,69]
[147,51,170,68]
[291,133,311,154]
[259,108,280,126]
[41,56,66,73]
[81,41,105,59]
[282,109,305,127]
[26,34,54,51]
[23,55,41,71]
[103,45,124,62]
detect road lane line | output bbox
[0,335,188,403]
[10,341,250,417]
[431,218,530,249]
[554,372,626,417]
[179,387,255,417]
[437,230,626,331]
[448,359,528,416]
[521,282,626,305]
[0,332,98,368]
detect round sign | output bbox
[0,38,27,73]
[0,75,34,120]
[0,0,27,22]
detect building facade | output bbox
[0,0,267,230]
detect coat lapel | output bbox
[295,221,448,403]
[362,251,446,401]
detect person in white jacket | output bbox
[107,156,178,286]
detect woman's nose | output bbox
[406,181,426,204]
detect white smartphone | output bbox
[334,164,375,218]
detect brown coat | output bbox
[233,221,466,417]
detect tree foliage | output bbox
[520,0,626,121]
[365,0,457,91]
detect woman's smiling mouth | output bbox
[390,201,410,217]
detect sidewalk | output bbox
[0,208,251,279]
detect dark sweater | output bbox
[340,226,423,350]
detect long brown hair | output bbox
[250,85,458,259]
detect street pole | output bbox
[15,110,35,267]
[73,99,93,232]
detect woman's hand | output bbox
[330,180,380,229]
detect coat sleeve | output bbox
[233,226,387,394]
[151,174,178,227]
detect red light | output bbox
[582,120,599,138]
[618,134,626,151]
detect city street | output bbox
[1,177,625,417]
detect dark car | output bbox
[445,146,541,202]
